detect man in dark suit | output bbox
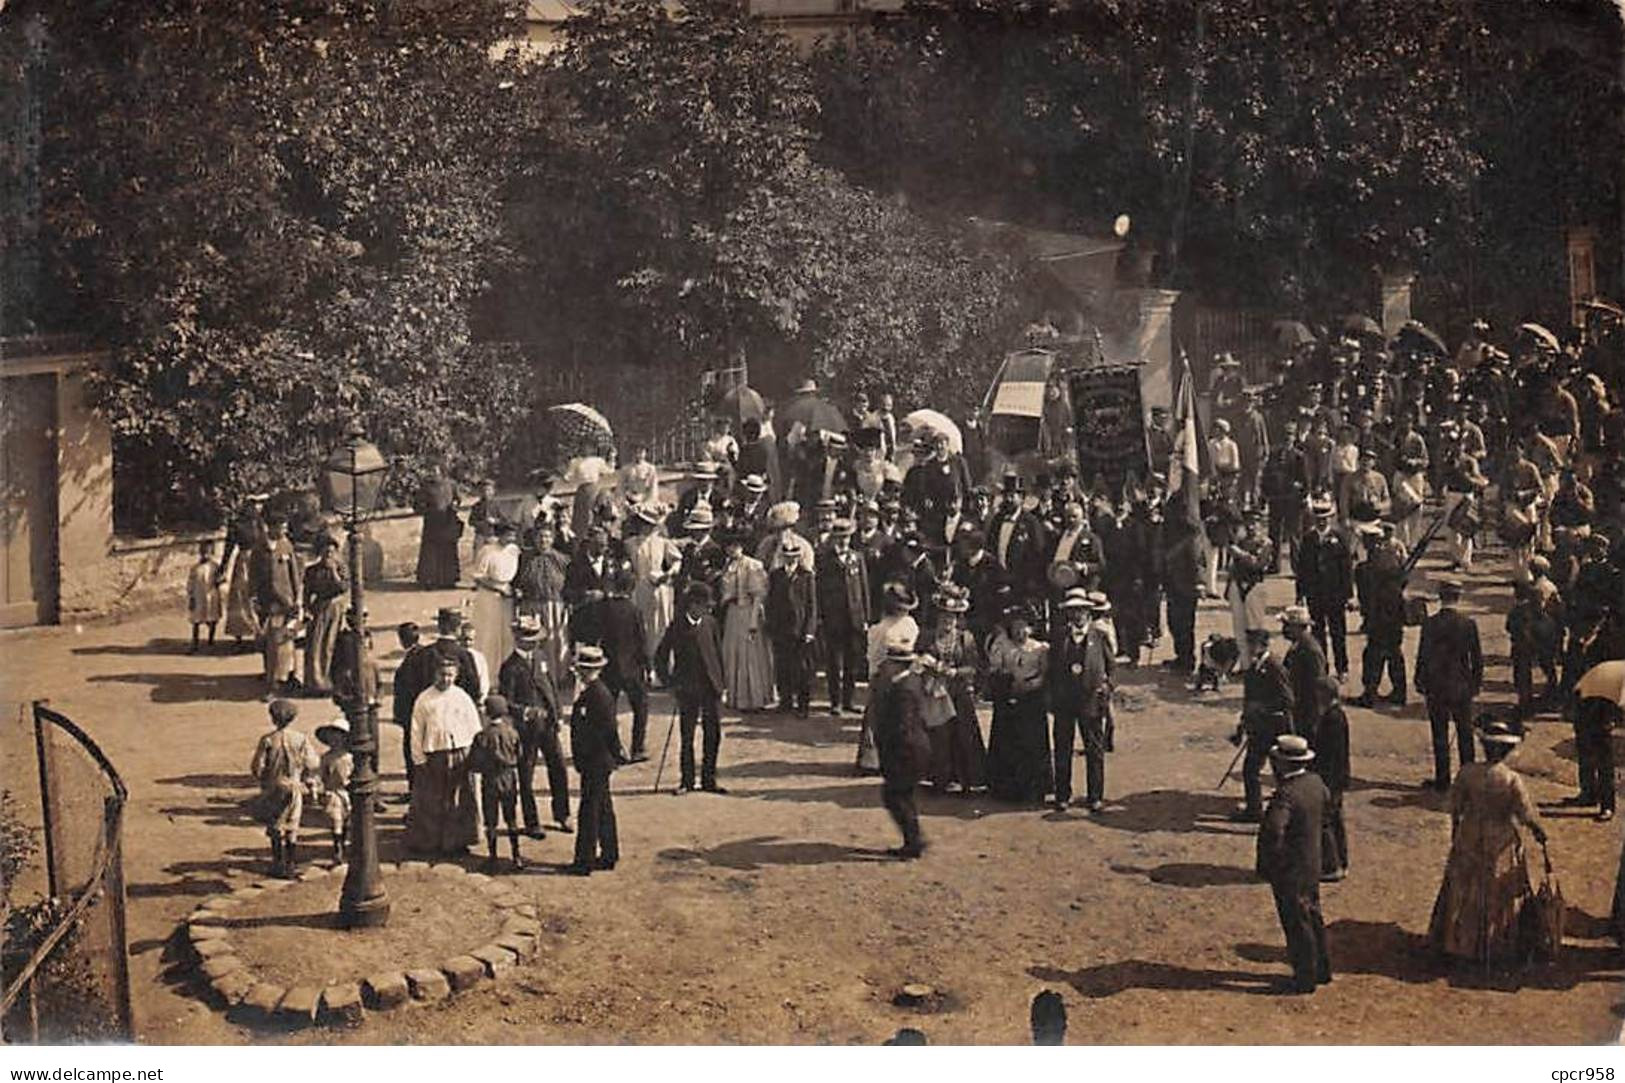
[815,518,870,715]
[766,541,818,717]
[654,582,728,793]
[390,621,424,793]
[987,474,1048,607]
[564,525,615,644]
[1295,499,1354,678]
[591,567,652,761]
[1049,590,1114,812]
[1232,627,1294,822]
[1159,497,1205,672]
[1350,529,1408,708]
[870,624,931,859]
[565,645,628,876]
[1414,578,1484,790]
[1280,606,1328,742]
[674,507,726,611]
[950,527,1005,648]
[405,607,482,708]
[1261,419,1308,572]
[855,501,895,622]
[1256,735,1333,993]
[498,616,571,836]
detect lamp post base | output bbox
[338,888,392,930]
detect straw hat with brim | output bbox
[684,508,715,531]
[573,644,608,670]
[795,379,818,395]
[1059,588,1091,610]
[315,717,350,746]
[741,474,768,493]
[514,616,544,641]
[692,462,719,481]
[831,518,856,536]
[635,503,665,526]
[1478,721,1521,747]
[1309,498,1335,518]
[1271,735,1314,762]
[1280,605,1311,627]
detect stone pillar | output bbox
[54,360,116,620]
[1565,225,1597,330]
[1128,288,1181,413]
[1378,269,1416,338]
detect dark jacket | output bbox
[766,567,818,642]
[498,647,561,744]
[987,508,1048,597]
[583,595,649,688]
[1242,653,1295,737]
[654,614,725,698]
[392,642,425,726]
[1314,704,1350,793]
[871,660,931,785]
[563,549,614,610]
[1257,769,1329,894]
[570,679,626,778]
[405,637,482,709]
[815,544,870,633]
[1297,529,1353,606]
[1415,606,1483,702]
[1047,625,1113,716]
[1283,638,1329,737]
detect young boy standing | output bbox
[249,699,318,878]
[469,695,526,871]
[188,540,223,653]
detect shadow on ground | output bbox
[658,835,892,871]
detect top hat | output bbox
[999,472,1024,494]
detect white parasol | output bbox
[1575,660,1625,707]
[902,408,963,455]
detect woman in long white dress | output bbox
[470,520,520,672]
[718,531,775,711]
[627,504,683,652]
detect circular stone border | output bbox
[179,861,541,1028]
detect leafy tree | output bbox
[15,0,534,525]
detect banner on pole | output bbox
[1068,364,1148,488]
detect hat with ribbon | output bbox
[1271,734,1315,762]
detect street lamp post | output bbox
[322,422,391,930]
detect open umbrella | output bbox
[546,403,616,461]
[1392,319,1447,357]
[1272,319,1316,348]
[1340,314,1385,341]
[778,389,847,440]
[1576,660,1625,707]
[1580,298,1624,318]
[902,408,963,455]
[1518,322,1561,352]
[712,383,766,423]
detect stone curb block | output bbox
[399,861,431,873]
[493,893,527,909]
[194,937,235,960]
[472,944,518,978]
[297,866,328,882]
[276,985,322,1022]
[513,904,538,920]
[188,923,228,943]
[362,972,411,1011]
[465,872,492,886]
[208,969,256,1007]
[234,887,265,900]
[406,968,451,1001]
[501,917,541,938]
[441,955,486,992]
[240,982,286,1019]
[320,983,365,1027]
[431,863,467,878]
[494,933,537,961]
[200,954,245,980]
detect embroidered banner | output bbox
[1068,364,1148,488]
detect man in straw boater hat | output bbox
[1414,577,1484,791]
[1230,624,1294,823]
[654,581,728,794]
[816,515,871,717]
[1048,587,1114,813]
[765,536,818,718]
[1295,493,1353,680]
[499,614,571,837]
[1255,734,1333,994]
[870,621,931,859]
[565,644,629,876]
[1279,604,1328,743]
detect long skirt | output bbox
[262,608,296,686]
[722,602,775,711]
[1227,581,1268,666]
[633,581,675,659]
[985,691,1052,804]
[1427,837,1533,964]
[472,588,515,678]
[927,691,987,790]
[406,748,479,855]
[303,595,347,695]
[224,558,260,640]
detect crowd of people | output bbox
[237,308,1625,988]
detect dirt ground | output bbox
[2,533,1621,1046]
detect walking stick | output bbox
[652,707,679,794]
[1216,733,1248,789]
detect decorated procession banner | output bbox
[1068,363,1148,489]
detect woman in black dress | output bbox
[984,605,1052,804]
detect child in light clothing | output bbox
[314,719,354,865]
[188,541,223,653]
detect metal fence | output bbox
[0,702,133,1043]
[1180,304,1279,386]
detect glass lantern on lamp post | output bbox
[321,422,391,929]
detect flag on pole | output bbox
[1167,348,1208,533]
